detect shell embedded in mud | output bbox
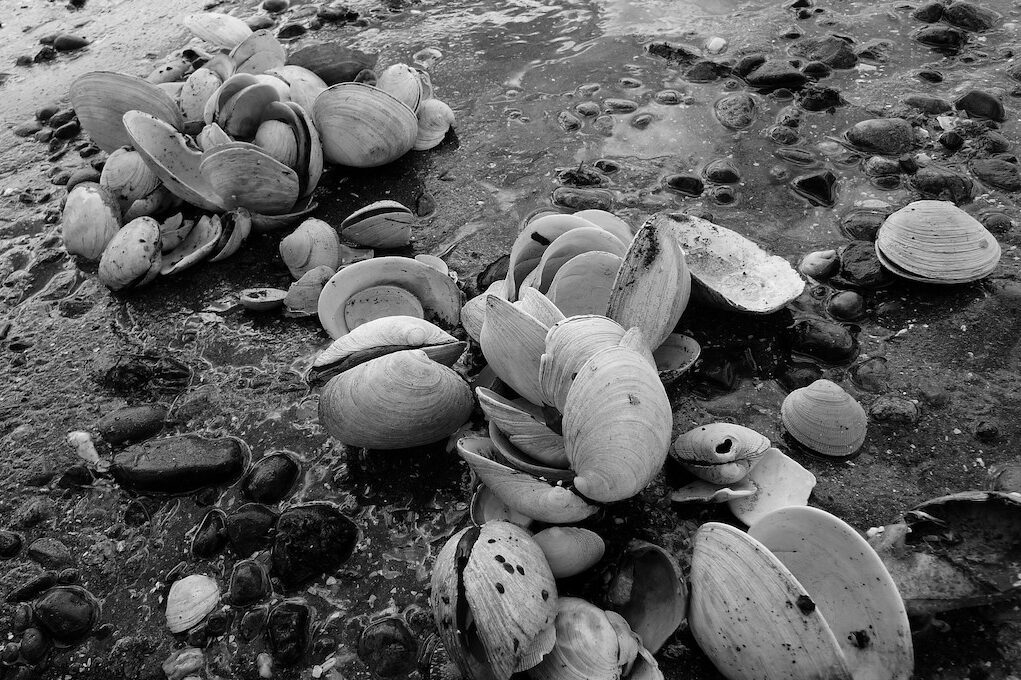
[165,574,220,634]
[781,379,867,458]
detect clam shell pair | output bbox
[605,542,687,654]
[781,379,867,458]
[690,506,912,680]
[876,200,1001,284]
[313,82,419,167]
[340,200,415,248]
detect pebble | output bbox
[743,59,809,90]
[790,317,858,363]
[646,41,701,64]
[226,503,278,557]
[13,603,33,632]
[845,118,914,154]
[918,382,951,408]
[903,94,951,114]
[191,509,227,559]
[20,627,49,663]
[911,166,974,203]
[242,453,300,504]
[980,210,1014,234]
[974,419,998,442]
[791,170,837,207]
[801,61,831,79]
[797,85,842,111]
[914,25,967,50]
[869,396,919,424]
[684,60,730,82]
[34,129,53,143]
[50,171,72,186]
[228,559,271,606]
[8,573,58,603]
[263,0,289,11]
[938,130,965,152]
[775,147,815,165]
[247,15,277,30]
[35,105,59,122]
[862,156,902,177]
[47,109,76,128]
[162,647,205,680]
[271,504,359,588]
[34,586,99,644]
[912,1,944,22]
[978,131,1010,153]
[664,174,705,196]
[110,434,247,494]
[358,617,418,677]
[766,125,800,144]
[791,35,857,69]
[834,241,892,289]
[917,69,944,83]
[855,39,892,63]
[943,1,999,32]
[851,356,889,393]
[13,120,43,137]
[95,404,168,445]
[702,158,741,184]
[65,168,101,192]
[0,530,23,558]
[551,187,614,211]
[53,34,89,52]
[574,101,600,117]
[317,4,359,22]
[27,537,72,568]
[799,250,838,278]
[558,111,582,131]
[970,158,1021,191]
[630,112,655,129]
[713,92,757,129]
[955,89,1005,121]
[603,98,638,113]
[276,23,307,39]
[778,361,824,391]
[826,291,866,320]
[267,601,312,665]
[205,610,230,638]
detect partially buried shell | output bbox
[98,216,163,291]
[340,200,415,248]
[161,213,222,276]
[780,379,867,458]
[415,98,455,151]
[532,527,605,579]
[430,521,558,680]
[318,349,473,449]
[284,265,334,316]
[279,217,340,279]
[62,182,121,261]
[605,541,687,654]
[312,82,419,167]
[671,423,771,485]
[183,12,252,49]
[165,574,220,634]
[100,147,160,211]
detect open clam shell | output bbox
[525,227,627,293]
[71,72,185,153]
[571,209,633,243]
[319,349,473,449]
[547,250,623,317]
[780,379,867,458]
[317,256,462,338]
[563,345,672,503]
[285,265,334,316]
[179,68,225,133]
[533,528,605,579]
[456,437,597,524]
[200,146,299,216]
[340,200,415,248]
[515,286,565,328]
[663,212,805,314]
[470,483,534,528]
[538,315,628,412]
[208,208,252,263]
[480,294,550,406]
[670,478,757,504]
[477,387,566,468]
[727,448,816,525]
[606,541,687,654]
[462,281,505,344]
[671,423,771,485]
[312,82,419,167]
[652,333,701,384]
[489,421,572,482]
[876,200,1001,284]
[161,214,222,276]
[183,12,252,49]
[529,597,642,680]
[505,213,606,301]
[266,65,328,114]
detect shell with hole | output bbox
[307,315,465,386]
[671,423,771,485]
[605,541,687,654]
[876,200,1000,284]
[532,527,605,579]
[98,216,163,291]
[689,506,912,680]
[431,521,558,680]
[312,82,419,167]
[780,379,867,458]
[165,574,220,634]
[62,183,122,261]
[279,218,340,279]
[317,256,462,338]
[415,98,455,151]
[100,148,161,211]
[318,348,473,449]
[340,200,415,248]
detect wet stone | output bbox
[246,15,276,30]
[713,92,757,130]
[955,90,1006,121]
[271,504,359,589]
[703,158,741,184]
[766,125,800,144]
[54,121,80,140]
[971,158,1021,191]
[938,130,965,151]
[551,187,613,211]
[903,94,951,114]
[743,59,809,90]
[205,610,230,638]
[797,84,843,111]
[630,112,655,129]
[776,147,815,166]
[13,603,33,632]
[912,1,944,22]
[65,168,100,192]
[653,89,685,105]
[48,109,75,128]
[790,317,858,363]
[684,60,730,82]
[869,396,919,424]
[14,120,43,137]
[943,1,999,31]
[855,39,892,63]
[827,291,866,320]
[277,23,307,39]
[574,101,600,116]
[35,129,53,143]
[243,453,300,504]
[263,0,289,11]
[708,185,737,205]
[228,559,271,606]
[974,420,998,443]
[53,34,89,51]
[95,404,168,445]
[358,617,418,678]
[778,361,823,391]
[191,510,227,560]
[862,156,902,177]
[111,435,247,494]
[20,627,49,663]
[646,41,701,64]
[226,503,278,557]
[0,530,23,558]
[664,174,704,196]
[912,166,974,203]
[557,165,606,187]
[801,61,831,79]
[239,606,268,642]
[27,538,72,569]
[33,586,99,645]
[36,104,59,122]
[917,69,944,83]
[978,131,1010,154]
[845,118,914,154]
[851,357,889,393]
[915,25,967,50]
[790,35,857,68]
[733,54,766,78]
[267,601,312,665]
[835,241,892,289]
[980,211,1014,234]
[558,111,582,131]
[791,170,837,207]
[8,573,58,603]
[604,98,638,114]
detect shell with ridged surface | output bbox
[279,217,340,279]
[480,294,550,406]
[340,200,415,248]
[532,528,605,579]
[780,379,867,458]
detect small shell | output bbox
[652,333,701,384]
[230,29,286,74]
[284,265,335,316]
[179,67,225,133]
[254,119,299,169]
[780,379,867,458]
[376,63,424,112]
[279,218,341,279]
[476,387,566,468]
[414,98,455,151]
[183,12,252,48]
[505,213,604,301]
[340,200,415,248]
[546,251,623,317]
[489,421,572,482]
[532,528,605,578]
[159,213,192,253]
[526,226,627,293]
[240,287,287,311]
[727,448,816,525]
[670,478,757,504]
[265,65,328,113]
[671,423,771,485]
[98,216,163,291]
[208,208,253,262]
[480,295,549,406]
[538,315,628,412]
[165,574,220,634]
[125,185,180,223]
[62,183,121,261]
[161,214,222,276]
[605,541,687,654]
[100,148,161,211]
[319,349,473,449]
[196,122,232,152]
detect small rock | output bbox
[0,530,23,558]
[27,538,72,569]
[869,396,919,424]
[684,60,730,82]
[267,601,312,665]
[801,61,831,79]
[702,158,741,184]
[978,131,1010,153]
[272,504,359,589]
[938,130,965,151]
[917,69,944,83]
[827,290,866,320]
[912,1,944,22]
[225,504,278,557]
[95,404,168,445]
[8,573,58,603]
[845,118,914,154]
[242,453,300,504]
[558,111,582,131]
[744,59,809,90]
[13,120,43,137]
[797,84,843,112]
[318,4,359,22]
[551,187,614,211]
[263,0,289,11]
[358,617,418,678]
[53,34,89,51]
[970,158,1021,191]
[13,603,33,631]
[162,647,205,680]
[35,46,58,62]
[227,559,271,606]
[205,610,230,638]
[851,357,889,393]
[276,23,306,39]
[980,211,1013,234]
[51,171,72,186]
[574,101,600,117]
[47,108,76,128]
[20,627,49,664]
[646,41,701,64]
[110,435,247,494]
[943,1,999,32]
[862,156,902,177]
[790,317,858,363]
[766,125,800,144]
[834,241,892,289]
[903,94,951,114]
[713,92,757,129]
[33,586,99,645]
[914,25,967,50]
[246,15,276,30]
[974,419,998,442]
[604,98,639,113]
[911,166,974,203]
[16,55,34,66]
[917,382,951,408]
[664,174,705,196]
[855,39,893,62]
[799,250,839,278]
[191,509,228,560]
[35,129,53,143]
[65,168,101,192]
[955,89,1006,121]
[239,607,268,642]
[791,170,838,207]
[35,105,59,122]
[790,35,857,68]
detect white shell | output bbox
[98,216,162,291]
[727,448,816,525]
[414,98,455,151]
[480,294,550,406]
[532,528,605,578]
[183,12,253,49]
[477,388,566,468]
[780,379,867,458]
[340,200,415,248]
[279,218,341,279]
[671,423,771,485]
[165,574,220,634]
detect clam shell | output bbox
[100,148,161,210]
[415,254,448,274]
[505,213,603,301]
[98,216,162,291]
[340,283,426,328]
[529,597,628,680]
[876,200,1000,284]
[165,574,220,634]
[476,387,566,468]
[538,315,628,412]
[480,295,549,406]
[727,448,816,525]
[376,63,424,112]
[669,478,757,504]
[208,208,252,262]
[489,421,572,482]
[462,281,505,343]
[663,213,805,314]
[230,29,286,74]
[254,119,298,168]
[671,423,771,485]
[414,98,455,151]
[159,213,192,253]
[251,201,319,233]
[260,101,323,199]
[607,218,692,349]
[605,541,687,654]
[200,146,299,215]
[570,209,633,244]
[515,286,565,328]
[240,287,287,311]
[312,82,419,167]
[546,251,623,317]
[456,437,597,524]
[285,265,335,316]
[204,73,261,126]
[62,182,121,261]
[161,214,222,276]
[430,522,557,680]
[780,379,867,458]
[562,345,672,503]
[70,72,184,153]
[526,226,627,293]
[340,200,415,248]
[218,82,283,138]
[279,217,341,279]
[180,68,225,133]
[319,349,473,449]
[196,123,232,152]
[125,185,180,223]
[532,528,605,579]
[470,484,534,529]
[183,12,252,49]
[265,65,328,114]
[652,333,701,384]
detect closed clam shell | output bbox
[505,213,605,301]
[196,123,232,152]
[538,315,628,412]
[480,295,550,406]
[161,214,222,276]
[563,345,672,503]
[265,65,328,114]
[526,227,627,293]
[876,200,1000,284]
[664,213,805,314]
[529,597,628,680]
[415,98,455,151]
[376,63,424,112]
[258,100,323,199]
[70,71,184,153]
[607,218,692,349]
[319,349,473,449]
[462,281,505,343]
[780,379,867,458]
[200,146,299,216]
[532,528,605,579]
[100,148,161,211]
[340,200,415,248]
[230,29,286,74]
[671,423,771,485]
[254,119,299,169]
[312,82,419,167]
[652,333,701,384]
[547,251,623,317]
[605,541,687,654]
[98,216,163,291]
[179,67,225,133]
[476,387,566,468]
[570,210,633,244]
[62,182,121,261]
[727,448,816,526]
[208,207,252,262]
[318,256,462,338]
[456,437,597,524]
[165,574,220,634]
[183,12,252,49]
[218,82,283,138]
[279,217,340,279]
[430,521,558,680]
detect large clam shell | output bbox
[165,574,220,634]
[200,146,300,216]
[547,251,623,317]
[100,148,161,211]
[664,212,805,314]
[532,528,605,579]
[476,387,566,468]
[183,12,252,49]
[875,200,1001,284]
[652,333,701,384]
[780,379,867,458]
[430,521,558,680]
[319,349,472,449]
[279,217,340,279]
[727,448,816,525]
[70,72,185,153]
[470,483,534,529]
[180,67,225,133]
[340,200,415,248]
[505,213,604,301]
[317,256,462,338]
[671,423,771,485]
[312,82,419,167]
[538,315,628,412]
[563,344,672,503]
[525,227,627,293]
[606,541,687,654]
[571,209,633,244]
[480,294,549,406]
[230,29,286,74]
[98,216,162,291]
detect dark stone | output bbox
[271,504,359,589]
[708,185,738,204]
[36,104,59,122]
[869,396,919,424]
[51,171,72,187]
[664,174,705,196]
[267,601,312,665]
[702,158,741,184]
[53,34,89,51]
[855,39,893,63]
[239,606,268,642]
[713,92,757,129]
[276,23,307,40]
[911,166,974,203]
[851,357,889,393]
[974,420,999,443]
[827,291,866,320]
[27,538,72,569]
[57,568,79,585]
[791,170,838,207]
[733,54,766,78]
[939,130,965,151]
[574,101,600,117]
[917,69,944,83]
[980,211,1014,234]
[971,158,1021,191]
[943,1,999,31]
[912,1,944,22]
[862,156,902,177]
[20,628,49,663]
[557,165,606,187]
[16,55,34,66]
[653,90,685,106]
[263,0,289,11]
[33,586,99,645]
[13,120,43,137]
[246,15,276,30]
[557,111,582,131]
[0,530,23,558]
[797,84,843,111]
[766,125,800,145]
[318,4,359,22]
[35,129,53,143]
[47,109,76,128]
[65,168,101,192]
[358,617,418,678]
[550,187,614,211]
[845,118,914,154]
[7,573,58,603]
[206,610,230,638]
[54,121,80,140]
[789,317,858,363]
[111,435,247,494]
[914,26,967,50]
[744,59,809,90]
[955,90,1005,121]
[775,147,815,165]
[903,94,951,114]
[604,98,638,113]
[835,241,892,289]
[646,41,701,65]
[790,35,857,68]
[778,361,824,391]
[228,559,271,607]
[225,503,278,557]
[242,453,301,504]
[286,43,376,86]
[476,255,510,292]
[13,603,33,632]
[874,171,901,189]
[978,131,1010,153]
[95,404,168,445]
[684,60,730,82]
[801,61,832,78]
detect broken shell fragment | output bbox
[671,423,771,485]
[652,333,701,384]
[532,527,605,578]
[98,216,163,291]
[158,213,192,253]
[605,541,686,655]
[161,214,222,276]
[284,265,334,316]
[780,379,867,458]
[414,98,455,151]
[208,208,253,262]
[470,484,534,529]
[279,217,341,279]
[340,200,415,248]
[165,574,220,634]
[240,287,287,311]
[62,183,121,261]
[670,478,757,504]
[726,447,816,525]
[476,388,566,468]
